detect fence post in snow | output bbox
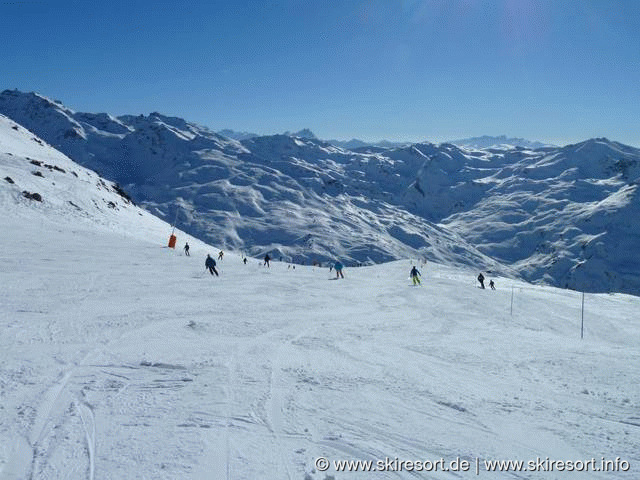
[581,291,585,339]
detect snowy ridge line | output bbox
[6,90,640,296]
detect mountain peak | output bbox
[0,90,69,115]
[285,128,317,139]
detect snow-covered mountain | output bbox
[219,129,319,141]
[219,129,409,150]
[283,128,317,140]
[449,135,553,150]
[0,90,510,274]
[1,90,639,296]
[0,112,180,242]
[1,114,639,479]
[442,139,640,295]
[217,129,260,141]
[326,138,410,150]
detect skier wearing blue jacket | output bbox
[334,261,344,279]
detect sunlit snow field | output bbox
[1,208,638,479]
[1,115,639,479]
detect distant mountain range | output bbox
[449,135,554,150]
[2,89,639,295]
[216,128,410,150]
[217,129,260,141]
[218,128,321,142]
[218,130,551,151]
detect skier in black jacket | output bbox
[410,266,421,285]
[205,254,219,276]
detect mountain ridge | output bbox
[449,134,554,150]
[1,89,638,295]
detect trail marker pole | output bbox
[581,292,585,339]
[510,286,514,316]
[171,208,179,235]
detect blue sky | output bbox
[2,0,639,146]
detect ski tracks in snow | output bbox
[222,328,298,480]
[204,319,317,480]
[1,364,86,480]
[264,330,309,480]
[26,363,86,479]
[11,323,161,479]
[218,358,233,480]
[74,400,95,480]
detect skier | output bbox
[243,257,247,265]
[205,254,219,276]
[184,242,190,256]
[489,279,495,290]
[218,250,224,261]
[264,254,271,267]
[334,260,344,279]
[477,273,485,289]
[410,265,421,285]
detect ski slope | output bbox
[1,206,639,479]
[1,114,639,479]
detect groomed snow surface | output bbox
[1,206,639,479]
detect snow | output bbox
[3,91,640,295]
[1,118,639,479]
[449,135,553,150]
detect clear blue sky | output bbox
[2,0,639,146]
